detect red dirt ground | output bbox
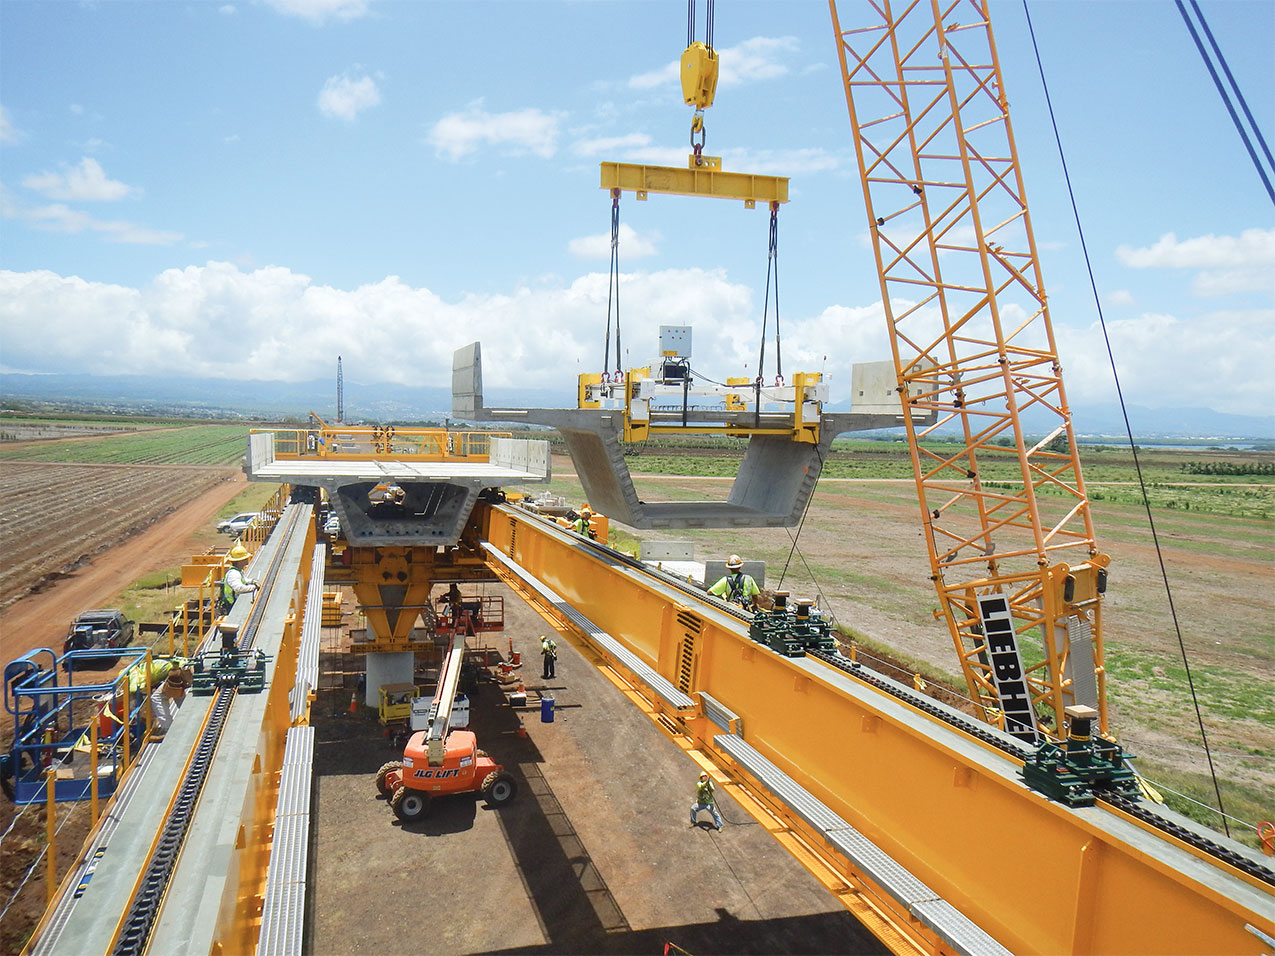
[0,472,245,663]
[0,473,247,951]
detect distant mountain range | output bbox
[2,371,1271,441]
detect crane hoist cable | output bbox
[683,0,717,164]
[602,188,622,376]
[1022,1,1232,834]
[755,201,783,400]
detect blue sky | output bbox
[2,0,1272,418]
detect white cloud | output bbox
[3,262,1268,418]
[572,133,652,158]
[0,263,759,387]
[0,105,17,144]
[220,5,237,15]
[426,103,564,161]
[317,71,381,121]
[568,224,660,260]
[629,35,799,91]
[22,158,138,201]
[719,146,839,176]
[263,0,369,23]
[5,197,181,245]
[1106,289,1135,307]
[1116,228,1275,297]
[718,36,800,86]
[1056,309,1275,415]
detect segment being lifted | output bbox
[244,426,551,547]
[452,340,933,530]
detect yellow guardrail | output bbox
[261,427,513,462]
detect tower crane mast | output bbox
[829,0,1109,743]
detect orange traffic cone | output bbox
[517,716,526,738]
[348,692,358,714]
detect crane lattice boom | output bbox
[830,0,1109,741]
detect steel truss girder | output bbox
[830,0,1105,738]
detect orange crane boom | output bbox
[829,0,1109,742]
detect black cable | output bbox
[1022,1,1231,835]
[1176,0,1275,204]
[756,205,782,384]
[776,444,837,630]
[604,191,621,374]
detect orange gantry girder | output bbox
[829,0,1107,741]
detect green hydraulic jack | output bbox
[748,593,839,657]
[1021,705,1141,807]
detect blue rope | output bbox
[1020,0,1232,836]
[1176,0,1275,205]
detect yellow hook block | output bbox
[681,42,718,109]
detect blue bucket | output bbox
[540,694,555,723]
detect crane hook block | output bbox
[681,42,718,109]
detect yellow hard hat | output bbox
[581,506,592,516]
[726,554,743,570]
[228,544,251,562]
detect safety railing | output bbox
[261,427,513,462]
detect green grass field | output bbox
[0,423,250,465]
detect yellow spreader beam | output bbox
[600,159,789,208]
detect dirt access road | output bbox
[0,472,249,953]
[0,472,246,665]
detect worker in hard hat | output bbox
[540,634,558,680]
[708,554,761,609]
[217,544,259,614]
[690,770,723,831]
[150,665,193,737]
[572,506,596,539]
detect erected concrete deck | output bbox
[249,459,548,483]
[308,588,888,955]
[245,432,552,547]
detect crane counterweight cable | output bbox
[1021,0,1231,834]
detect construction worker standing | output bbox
[708,554,761,609]
[218,544,259,614]
[572,507,596,539]
[690,770,723,830]
[540,635,558,679]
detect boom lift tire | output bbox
[481,771,517,807]
[375,760,402,798]
[391,786,430,822]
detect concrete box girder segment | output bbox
[244,430,551,548]
[451,342,931,530]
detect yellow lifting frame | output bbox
[600,159,789,208]
[477,501,1274,956]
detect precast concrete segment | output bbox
[145,506,312,955]
[451,340,927,530]
[28,528,290,956]
[244,428,551,547]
